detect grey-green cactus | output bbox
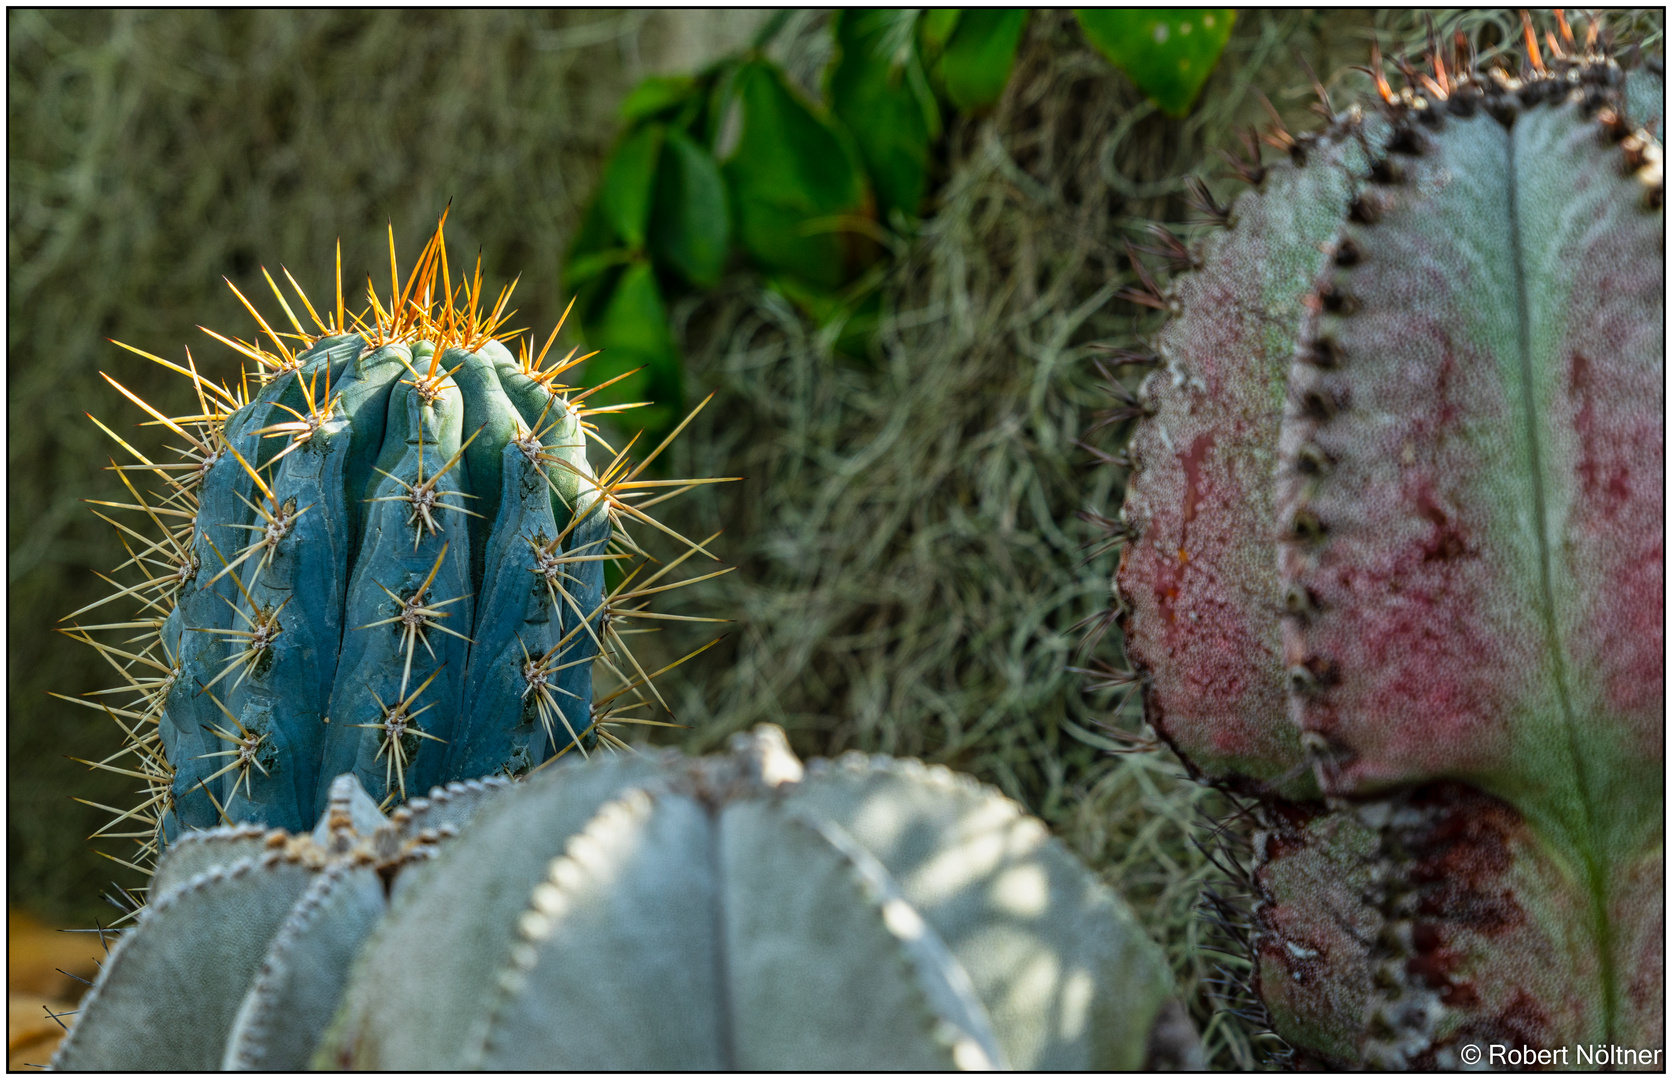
[321,726,1199,1071]
[51,728,1201,1071]
[50,773,509,1071]
[63,215,718,859]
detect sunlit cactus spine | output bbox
[61,211,727,867]
[1088,13,1663,1068]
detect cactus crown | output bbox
[62,209,728,885]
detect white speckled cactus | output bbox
[50,773,509,1071]
[51,728,1201,1071]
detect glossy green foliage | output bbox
[571,50,881,434]
[651,130,731,287]
[1075,10,1235,117]
[566,4,1249,431]
[567,7,1246,416]
[321,728,1202,1070]
[567,30,887,430]
[565,83,733,439]
[829,10,942,224]
[926,9,1030,112]
[569,258,684,440]
[722,61,869,288]
[601,124,663,250]
[585,115,732,289]
[565,111,722,441]
[620,74,699,124]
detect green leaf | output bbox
[1074,9,1235,118]
[571,260,625,340]
[649,130,730,288]
[703,61,743,151]
[763,273,843,326]
[621,75,699,123]
[602,123,666,250]
[565,191,620,270]
[936,9,1029,112]
[828,10,938,223]
[564,247,635,292]
[581,261,682,439]
[593,260,677,363]
[831,288,884,363]
[723,62,864,213]
[722,61,869,288]
[732,201,853,291]
[918,9,962,56]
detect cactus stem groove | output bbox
[1503,129,1618,1043]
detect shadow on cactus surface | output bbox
[56,212,730,880]
[1093,11,1664,1068]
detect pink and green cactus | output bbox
[1102,17,1662,1067]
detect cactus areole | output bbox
[1105,24,1663,1067]
[66,212,722,859]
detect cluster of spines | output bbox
[1190,796,1295,1069]
[59,209,735,890]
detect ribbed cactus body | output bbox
[1118,111,1395,801]
[161,334,606,837]
[322,728,1198,1071]
[50,775,508,1071]
[1110,39,1662,1066]
[50,733,1201,1072]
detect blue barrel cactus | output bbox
[64,215,720,861]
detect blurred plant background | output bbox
[562,9,1238,439]
[11,9,1661,1068]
